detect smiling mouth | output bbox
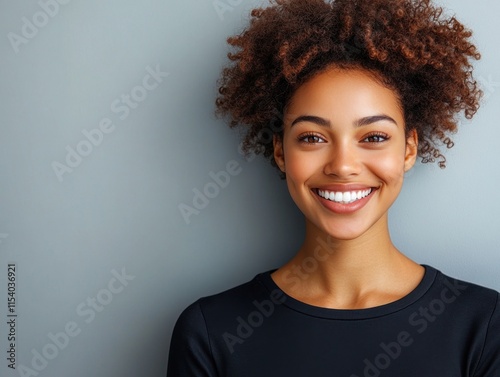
[315,188,374,204]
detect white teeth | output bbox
[344,192,351,202]
[317,188,372,204]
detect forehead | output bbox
[284,67,404,123]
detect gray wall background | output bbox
[0,1,498,376]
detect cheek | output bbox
[283,149,308,191]
[282,144,322,203]
[365,148,406,185]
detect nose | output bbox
[323,141,362,178]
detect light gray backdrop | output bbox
[0,1,498,376]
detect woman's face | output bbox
[274,67,418,241]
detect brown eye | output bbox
[298,133,326,144]
[362,133,389,143]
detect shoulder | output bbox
[173,270,278,331]
[167,272,274,376]
[430,266,499,314]
[427,266,500,375]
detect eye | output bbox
[361,132,390,143]
[298,132,326,144]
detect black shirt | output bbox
[167,265,500,376]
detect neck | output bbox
[272,216,424,309]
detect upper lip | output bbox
[314,184,376,192]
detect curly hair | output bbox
[215,0,482,172]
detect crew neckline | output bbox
[256,264,438,320]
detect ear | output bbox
[404,129,418,172]
[273,134,286,172]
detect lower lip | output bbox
[313,189,376,214]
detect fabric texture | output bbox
[167,265,500,377]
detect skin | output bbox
[271,66,425,310]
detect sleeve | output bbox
[474,292,500,377]
[166,300,219,377]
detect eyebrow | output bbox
[290,114,398,128]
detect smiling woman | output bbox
[274,68,415,243]
[167,0,500,376]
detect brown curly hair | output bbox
[216,0,482,172]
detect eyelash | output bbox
[297,132,325,144]
[362,132,390,143]
[297,132,390,144]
